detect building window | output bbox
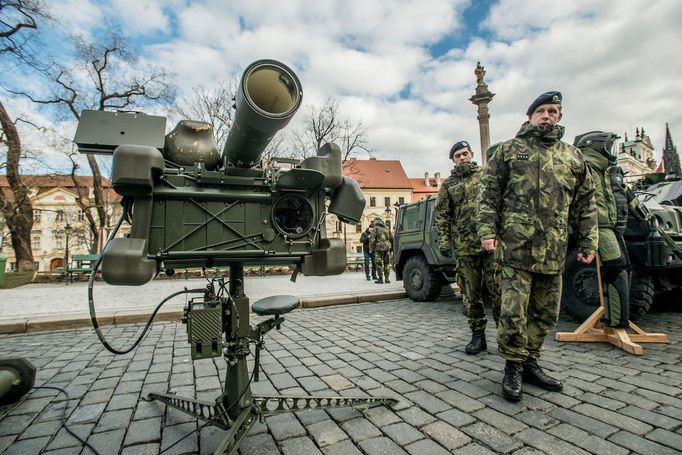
[77,210,85,222]
[356,246,362,253]
[56,210,65,222]
[398,197,405,205]
[31,232,41,250]
[10,262,17,272]
[336,221,343,233]
[355,224,362,233]
[33,210,41,223]
[369,197,376,207]
[55,231,64,249]
[384,197,391,207]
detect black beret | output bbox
[526,91,562,116]
[449,141,471,159]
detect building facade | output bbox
[327,158,413,255]
[617,128,657,182]
[0,176,123,272]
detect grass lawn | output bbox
[0,272,35,289]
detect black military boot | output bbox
[374,277,384,284]
[465,330,487,355]
[522,358,563,391]
[384,275,390,283]
[502,361,523,402]
[366,275,371,281]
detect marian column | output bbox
[469,62,495,166]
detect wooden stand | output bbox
[555,256,669,355]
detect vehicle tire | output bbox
[628,269,654,321]
[562,250,656,322]
[561,250,600,322]
[403,255,442,302]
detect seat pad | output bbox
[252,295,301,316]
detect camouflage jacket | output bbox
[369,221,392,253]
[583,149,629,261]
[583,149,628,230]
[477,122,598,274]
[435,162,485,257]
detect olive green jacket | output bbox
[369,221,392,253]
[477,122,599,274]
[435,162,485,258]
[583,149,627,261]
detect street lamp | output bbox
[64,223,72,284]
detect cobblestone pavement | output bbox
[0,298,681,455]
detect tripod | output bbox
[147,264,406,454]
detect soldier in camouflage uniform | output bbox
[575,131,630,328]
[370,217,392,283]
[477,91,599,402]
[435,141,500,355]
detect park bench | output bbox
[67,254,99,283]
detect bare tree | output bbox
[10,28,176,252]
[0,0,47,64]
[0,100,35,271]
[338,118,373,162]
[0,0,49,272]
[173,79,237,149]
[290,97,373,163]
[290,98,340,159]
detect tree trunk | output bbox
[86,154,106,252]
[0,100,36,271]
[68,160,100,254]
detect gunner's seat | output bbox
[252,295,301,316]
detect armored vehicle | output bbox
[561,178,682,321]
[393,195,456,301]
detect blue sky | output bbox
[3,0,681,178]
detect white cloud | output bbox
[4,0,682,181]
[49,0,104,34]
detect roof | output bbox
[343,158,412,189]
[0,175,117,200]
[409,177,443,193]
[0,175,111,188]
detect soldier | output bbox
[435,141,500,355]
[477,91,598,402]
[360,222,378,281]
[575,131,630,328]
[370,216,392,284]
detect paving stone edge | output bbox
[0,291,407,334]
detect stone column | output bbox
[469,62,495,166]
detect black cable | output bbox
[0,386,103,455]
[86,212,206,354]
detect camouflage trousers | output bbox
[601,258,630,328]
[599,231,630,327]
[375,250,391,279]
[497,265,562,362]
[458,253,501,332]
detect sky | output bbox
[3,0,682,179]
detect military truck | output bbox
[393,195,456,301]
[561,178,682,321]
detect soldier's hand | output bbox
[439,248,451,257]
[481,239,498,251]
[577,252,595,264]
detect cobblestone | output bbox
[0,296,681,454]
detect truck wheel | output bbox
[403,256,442,302]
[561,251,600,322]
[628,269,654,321]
